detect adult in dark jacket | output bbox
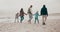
[40,5,48,25]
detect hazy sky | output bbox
[0,0,60,17]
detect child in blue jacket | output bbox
[34,11,40,24]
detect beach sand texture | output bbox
[0,14,60,32]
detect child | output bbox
[34,11,40,24]
[19,8,27,23]
[27,5,33,24]
[15,12,19,23]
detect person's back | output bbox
[41,5,48,16]
[28,8,32,14]
[41,6,48,15]
[27,6,33,18]
[20,8,25,16]
[35,12,39,18]
[20,11,24,16]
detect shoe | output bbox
[43,22,46,25]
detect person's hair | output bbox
[30,5,32,8]
[43,5,46,8]
[20,8,24,12]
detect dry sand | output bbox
[0,20,60,32]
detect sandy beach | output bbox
[0,13,60,32]
[0,20,60,32]
[0,0,60,32]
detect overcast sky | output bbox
[0,0,60,16]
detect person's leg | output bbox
[20,16,24,23]
[42,15,44,23]
[30,17,33,24]
[29,18,32,24]
[42,15,47,25]
[34,18,36,24]
[43,15,47,25]
[15,18,16,23]
[37,18,39,24]
[45,15,47,21]
[17,18,19,23]
[22,16,24,23]
[20,16,22,23]
[29,18,31,24]
[28,16,32,24]
[28,18,30,23]
[42,15,45,25]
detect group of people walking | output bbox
[15,5,48,25]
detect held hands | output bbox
[24,13,27,15]
[25,13,27,15]
[39,15,41,16]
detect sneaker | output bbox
[43,22,46,25]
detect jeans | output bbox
[35,18,39,24]
[20,16,24,23]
